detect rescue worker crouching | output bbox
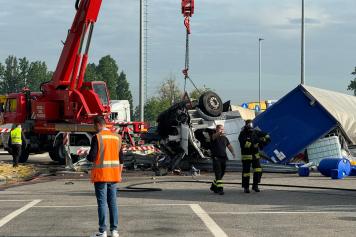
[210,125,236,195]
[238,120,270,193]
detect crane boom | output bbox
[44,0,102,91]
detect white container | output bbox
[307,136,342,165]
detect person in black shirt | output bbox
[210,124,236,195]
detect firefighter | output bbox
[10,124,22,168]
[210,124,236,195]
[238,120,270,193]
[87,116,123,237]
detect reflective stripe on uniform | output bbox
[215,180,223,187]
[103,160,120,165]
[244,141,252,148]
[254,168,262,173]
[242,155,253,160]
[93,160,121,169]
[101,135,120,141]
[243,173,250,177]
[98,135,105,165]
[254,153,261,159]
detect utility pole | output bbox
[139,0,145,121]
[301,0,305,85]
[259,38,264,106]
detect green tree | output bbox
[140,77,183,123]
[189,86,211,100]
[97,55,119,99]
[1,56,22,93]
[18,57,29,89]
[0,63,4,93]
[27,61,52,91]
[144,97,171,124]
[348,67,356,96]
[116,71,133,112]
[158,76,182,106]
[84,63,102,82]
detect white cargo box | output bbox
[307,136,342,165]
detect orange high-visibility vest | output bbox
[91,130,122,183]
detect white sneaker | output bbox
[91,231,107,237]
[111,230,119,237]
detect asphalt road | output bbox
[1,153,356,237]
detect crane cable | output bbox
[181,0,200,94]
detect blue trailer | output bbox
[254,85,356,164]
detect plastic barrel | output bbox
[318,158,351,177]
[298,167,310,177]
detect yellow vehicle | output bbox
[242,100,277,112]
[0,95,6,107]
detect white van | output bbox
[109,100,131,122]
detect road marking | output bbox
[190,204,228,237]
[209,211,356,215]
[0,199,41,228]
[35,205,97,208]
[35,203,195,208]
[0,200,35,202]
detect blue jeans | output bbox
[94,182,119,233]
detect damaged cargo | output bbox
[156,91,245,171]
[254,85,356,164]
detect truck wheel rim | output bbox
[208,96,220,110]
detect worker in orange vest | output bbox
[87,116,123,237]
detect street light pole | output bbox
[301,0,305,85]
[259,38,264,106]
[139,0,145,121]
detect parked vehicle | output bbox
[109,100,131,122]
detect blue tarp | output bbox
[254,85,338,163]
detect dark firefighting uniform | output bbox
[238,127,270,189]
[210,135,230,193]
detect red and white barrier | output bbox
[0,128,10,133]
[111,127,133,133]
[63,132,69,145]
[76,147,90,156]
[122,145,161,153]
[76,145,160,157]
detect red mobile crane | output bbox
[2,0,144,164]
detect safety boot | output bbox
[244,187,250,193]
[218,188,224,195]
[210,183,218,193]
[252,185,260,192]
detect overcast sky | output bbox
[1,0,356,106]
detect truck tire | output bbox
[198,91,223,117]
[19,147,30,163]
[54,144,66,165]
[49,150,59,162]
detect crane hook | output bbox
[75,0,80,10]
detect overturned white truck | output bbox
[156,91,246,171]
